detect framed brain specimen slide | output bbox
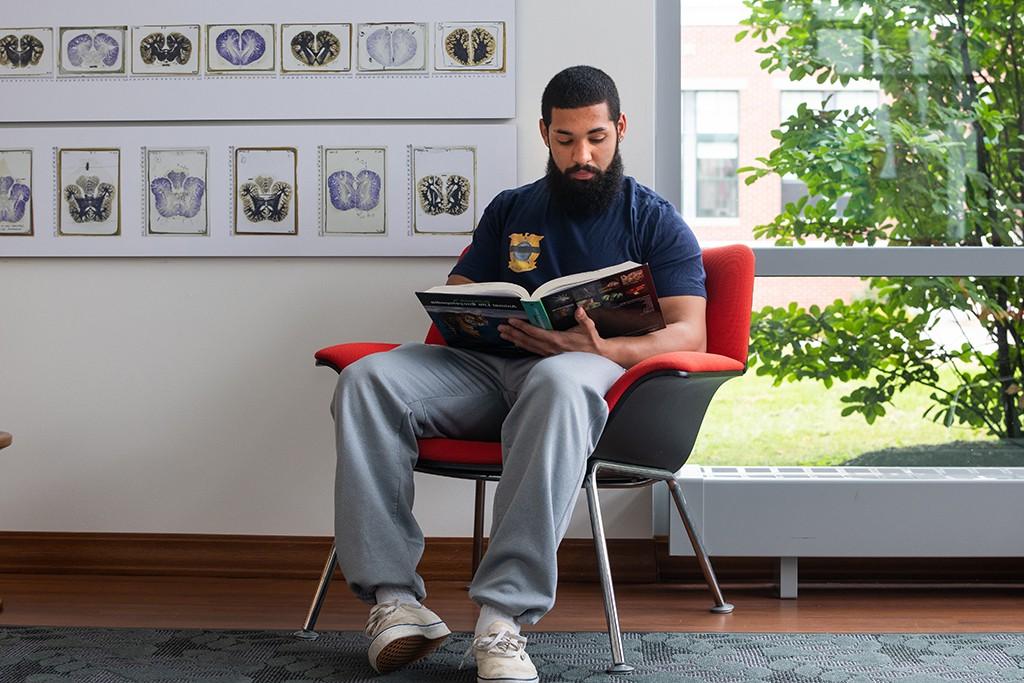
[146,148,208,236]
[234,147,297,235]
[411,145,476,235]
[435,22,505,72]
[322,147,385,235]
[281,24,351,74]
[356,23,427,72]
[0,149,33,236]
[131,25,200,76]
[57,148,120,236]
[207,24,276,74]
[0,27,54,77]
[58,26,127,76]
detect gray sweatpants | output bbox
[330,342,625,625]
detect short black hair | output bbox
[541,65,621,126]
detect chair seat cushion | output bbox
[315,342,400,372]
[417,438,502,465]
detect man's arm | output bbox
[498,294,707,369]
[446,274,474,286]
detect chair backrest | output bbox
[701,244,755,365]
[425,244,756,364]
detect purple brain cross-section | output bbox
[67,32,120,68]
[0,176,31,223]
[365,27,417,67]
[216,28,266,66]
[328,169,381,212]
[151,170,205,218]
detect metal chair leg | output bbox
[293,544,339,640]
[667,479,734,614]
[472,480,486,578]
[585,467,635,675]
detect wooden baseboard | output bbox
[0,532,656,582]
[0,532,1020,584]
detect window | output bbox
[682,90,739,219]
[672,3,1024,468]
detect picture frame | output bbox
[57,147,121,236]
[58,26,127,76]
[0,149,33,236]
[233,146,298,235]
[322,146,386,235]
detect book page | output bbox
[531,260,640,300]
[420,281,530,299]
[539,263,663,336]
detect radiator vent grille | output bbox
[690,465,1024,481]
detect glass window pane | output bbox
[696,141,738,159]
[692,276,1017,467]
[781,178,808,208]
[834,90,880,112]
[780,91,822,121]
[698,157,737,178]
[684,90,739,220]
[697,178,737,217]
[696,91,738,135]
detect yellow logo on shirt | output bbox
[508,233,544,273]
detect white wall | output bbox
[0,1,658,538]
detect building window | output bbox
[682,90,739,219]
[779,90,880,216]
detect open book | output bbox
[416,261,665,355]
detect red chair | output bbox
[296,244,755,674]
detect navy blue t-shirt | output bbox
[450,176,706,299]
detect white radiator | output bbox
[668,465,1024,597]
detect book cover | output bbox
[415,291,533,356]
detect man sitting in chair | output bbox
[332,65,707,683]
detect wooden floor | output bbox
[1,575,1022,633]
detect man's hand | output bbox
[496,295,706,368]
[498,307,605,357]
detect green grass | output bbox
[690,369,997,467]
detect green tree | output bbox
[738,0,1023,438]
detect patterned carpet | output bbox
[2,627,1024,682]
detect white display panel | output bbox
[0,122,516,257]
[0,0,515,121]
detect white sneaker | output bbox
[471,621,539,683]
[364,600,451,674]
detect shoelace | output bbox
[365,600,403,637]
[460,629,528,670]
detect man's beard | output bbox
[546,146,625,217]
